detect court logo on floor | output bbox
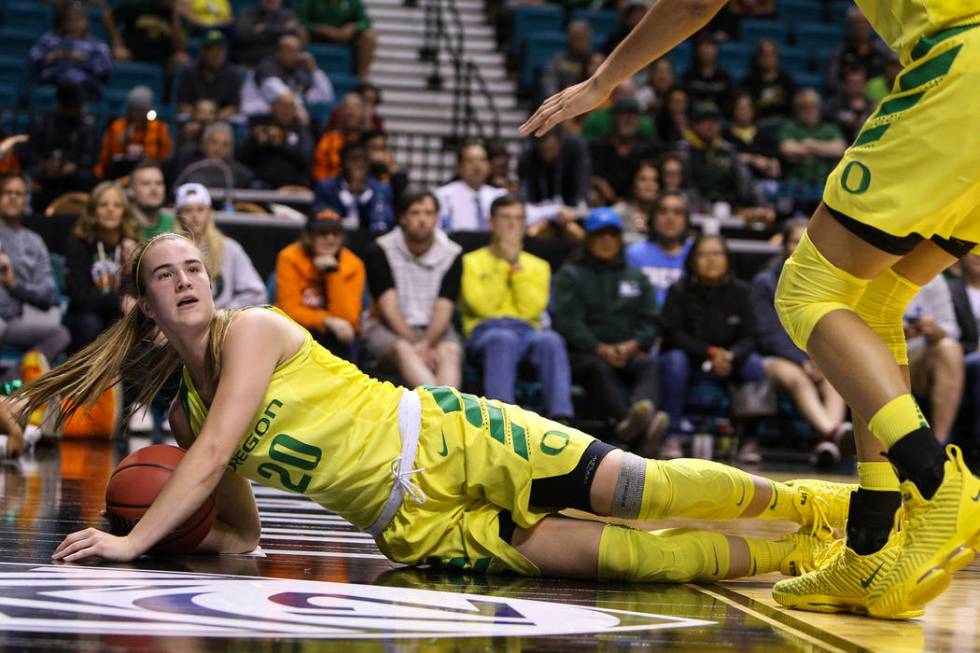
[0,563,713,638]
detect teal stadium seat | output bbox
[308,44,353,75]
[795,23,842,51]
[718,41,750,74]
[2,2,54,34]
[779,0,823,25]
[779,46,811,75]
[0,28,38,61]
[665,39,692,74]
[520,31,566,92]
[28,85,56,110]
[510,4,563,59]
[740,19,788,46]
[109,62,164,103]
[571,8,618,45]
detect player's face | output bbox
[139,238,214,330]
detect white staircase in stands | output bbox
[366,0,526,188]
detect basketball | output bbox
[105,444,216,554]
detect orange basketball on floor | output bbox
[105,444,216,554]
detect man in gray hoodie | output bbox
[0,172,70,368]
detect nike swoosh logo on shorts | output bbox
[438,430,448,457]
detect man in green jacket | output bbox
[553,207,667,451]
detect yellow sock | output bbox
[754,479,806,522]
[639,458,758,521]
[857,461,901,492]
[744,537,796,576]
[598,525,730,582]
[867,394,929,450]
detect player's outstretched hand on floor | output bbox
[52,527,137,563]
[520,77,610,137]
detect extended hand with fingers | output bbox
[520,78,610,137]
[52,527,138,563]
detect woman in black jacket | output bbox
[659,234,764,458]
[64,181,141,352]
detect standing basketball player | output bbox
[25,233,851,584]
[522,0,980,619]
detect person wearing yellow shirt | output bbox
[461,195,574,420]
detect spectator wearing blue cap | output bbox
[553,208,667,452]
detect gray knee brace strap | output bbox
[610,452,646,519]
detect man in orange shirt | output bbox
[95,86,172,179]
[274,208,366,360]
[312,91,365,181]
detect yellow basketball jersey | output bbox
[178,307,406,530]
[855,0,980,63]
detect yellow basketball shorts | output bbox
[375,385,597,576]
[823,22,980,248]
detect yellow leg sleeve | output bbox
[853,268,920,366]
[598,526,730,582]
[775,232,869,351]
[638,458,758,522]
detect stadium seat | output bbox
[779,46,810,75]
[109,62,164,102]
[740,19,788,45]
[795,23,841,50]
[571,8,618,44]
[793,71,825,93]
[0,56,24,95]
[666,39,692,74]
[520,31,566,91]
[779,0,822,25]
[27,85,56,110]
[510,4,564,58]
[0,28,38,61]
[0,88,17,111]
[3,2,54,33]
[718,41,750,73]
[329,72,360,100]
[308,44,353,75]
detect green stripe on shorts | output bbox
[899,44,962,91]
[853,124,890,146]
[910,23,979,61]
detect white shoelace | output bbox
[389,456,427,506]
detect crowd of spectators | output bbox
[0,0,978,468]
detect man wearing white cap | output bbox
[173,183,267,309]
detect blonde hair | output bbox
[176,205,225,277]
[16,234,236,428]
[73,181,143,244]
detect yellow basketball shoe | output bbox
[772,523,923,619]
[778,531,841,577]
[867,445,980,618]
[784,479,856,536]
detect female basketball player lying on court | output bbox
[25,233,853,582]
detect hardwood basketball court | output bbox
[1,438,976,652]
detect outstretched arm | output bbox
[520,0,727,136]
[52,310,298,562]
[168,397,262,554]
